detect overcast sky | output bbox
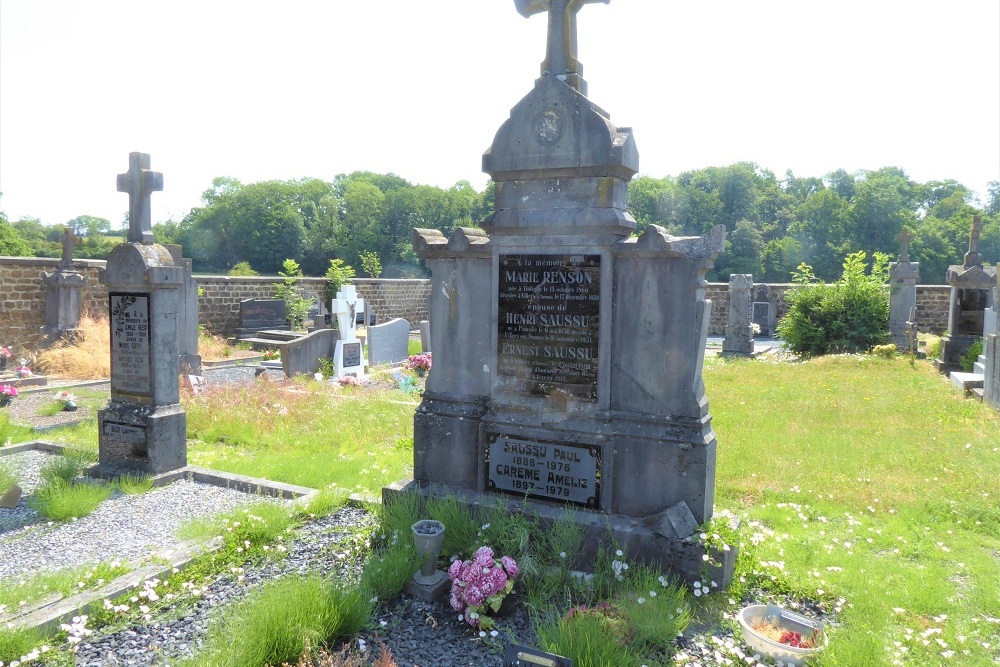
[1,0,998,229]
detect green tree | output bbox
[274,259,311,331]
[66,215,111,237]
[359,250,382,278]
[0,217,32,256]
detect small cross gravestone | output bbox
[332,285,366,377]
[889,229,920,349]
[41,227,88,341]
[59,227,82,268]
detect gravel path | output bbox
[0,450,284,581]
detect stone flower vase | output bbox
[412,519,445,582]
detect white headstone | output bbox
[332,285,366,377]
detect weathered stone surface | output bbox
[889,258,920,349]
[367,318,411,366]
[643,501,699,539]
[0,483,23,509]
[723,273,753,355]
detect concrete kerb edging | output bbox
[0,440,379,635]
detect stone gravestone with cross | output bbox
[40,227,88,344]
[97,152,187,476]
[332,285,366,378]
[936,216,998,373]
[389,0,734,586]
[889,228,920,349]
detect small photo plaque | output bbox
[503,644,572,667]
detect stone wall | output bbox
[0,255,960,351]
[0,257,106,351]
[352,279,431,327]
[704,282,951,337]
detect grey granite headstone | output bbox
[750,284,774,336]
[98,152,186,475]
[367,318,411,366]
[419,320,431,353]
[722,274,753,355]
[389,0,734,587]
[889,229,920,350]
[165,244,201,375]
[936,217,997,373]
[237,299,286,336]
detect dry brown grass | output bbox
[284,639,398,667]
[35,313,111,379]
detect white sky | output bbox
[1,0,998,229]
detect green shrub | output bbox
[228,261,259,276]
[360,544,422,600]
[961,338,983,372]
[28,479,112,521]
[359,250,382,278]
[39,448,96,485]
[275,259,312,332]
[186,574,374,667]
[537,606,639,666]
[325,259,356,299]
[777,251,890,356]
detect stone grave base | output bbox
[98,403,187,475]
[935,333,980,374]
[384,479,737,588]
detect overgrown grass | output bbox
[27,478,112,521]
[0,462,16,493]
[113,472,154,495]
[0,561,131,612]
[0,411,34,446]
[180,574,374,667]
[185,381,416,495]
[0,626,46,665]
[705,354,1000,666]
[34,314,111,379]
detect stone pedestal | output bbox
[39,269,87,344]
[722,274,754,355]
[936,264,996,373]
[889,259,919,349]
[395,44,730,583]
[98,243,187,475]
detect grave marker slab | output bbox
[722,274,753,355]
[367,317,412,366]
[237,299,286,336]
[889,230,920,350]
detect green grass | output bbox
[112,472,154,495]
[27,479,112,521]
[705,354,1000,666]
[180,574,374,667]
[0,411,34,446]
[0,561,131,612]
[0,462,16,493]
[407,338,422,355]
[0,626,45,665]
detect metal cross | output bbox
[59,227,81,267]
[515,0,609,94]
[896,228,915,263]
[117,152,163,244]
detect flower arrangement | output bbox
[53,390,76,404]
[406,353,432,372]
[337,375,364,387]
[448,546,518,630]
[0,384,18,407]
[262,349,280,361]
[0,346,11,359]
[15,359,33,378]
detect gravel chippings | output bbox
[73,506,377,666]
[0,450,284,582]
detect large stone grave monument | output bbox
[39,228,88,345]
[97,152,187,475]
[889,229,920,350]
[390,0,731,583]
[936,216,997,373]
[722,274,754,355]
[332,285,366,377]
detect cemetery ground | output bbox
[1,352,999,666]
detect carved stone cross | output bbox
[896,228,915,263]
[59,227,81,268]
[515,0,609,94]
[964,215,983,268]
[117,152,163,244]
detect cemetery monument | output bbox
[97,152,187,475]
[935,216,997,373]
[390,0,733,583]
[722,274,754,356]
[889,229,920,350]
[39,227,88,345]
[984,267,1000,410]
[332,285,366,378]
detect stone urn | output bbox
[411,519,445,582]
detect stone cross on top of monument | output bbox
[964,215,984,268]
[515,0,609,95]
[896,228,915,263]
[59,227,81,268]
[117,152,163,245]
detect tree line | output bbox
[3,165,998,283]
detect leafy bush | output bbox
[228,261,259,276]
[961,338,983,372]
[275,259,312,332]
[325,259,356,297]
[359,251,382,278]
[776,251,890,356]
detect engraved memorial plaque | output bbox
[101,420,147,460]
[486,433,600,508]
[343,341,362,368]
[110,293,152,397]
[497,254,600,400]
